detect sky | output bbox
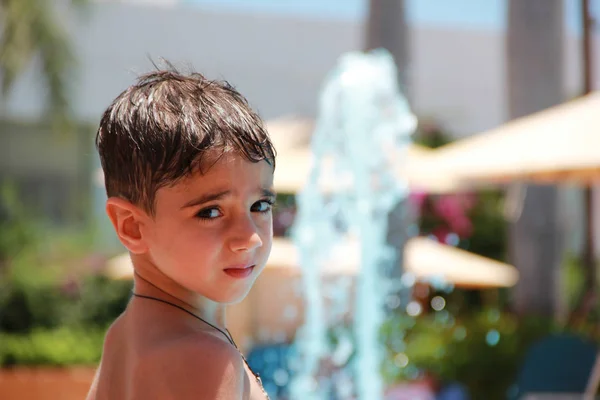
[185,0,600,34]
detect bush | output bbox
[0,327,106,367]
[0,181,131,366]
[0,183,39,268]
[0,274,132,334]
[0,262,131,366]
[0,263,131,366]
[381,310,598,400]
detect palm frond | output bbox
[0,0,87,134]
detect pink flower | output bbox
[449,215,473,237]
[433,196,464,222]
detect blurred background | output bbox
[1,0,600,399]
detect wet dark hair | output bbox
[96,66,276,215]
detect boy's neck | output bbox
[130,254,227,331]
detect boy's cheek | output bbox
[139,221,172,252]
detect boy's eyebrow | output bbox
[181,188,277,209]
[181,190,230,209]
[262,188,277,199]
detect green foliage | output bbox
[0,183,39,264]
[381,310,596,400]
[0,266,130,366]
[0,274,131,335]
[562,253,600,324]
[412,120,453,149]
[461,189,507,261]
[563,253,586,311]
[0,327,105,366]
[0,182,131,366]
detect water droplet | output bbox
[486,329,500,346]
[336,373,354,398]
[406,301,422,317]
[386,294,401,309]
[273,369,289,386]
[331,335,354,366]
[394,352,409,368]
[431,296,446,311]
[444,232,460,246]
[400,272,416,288]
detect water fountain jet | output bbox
[290,49,417,400]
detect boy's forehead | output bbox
[198,151,274,176]
[197,149,273,171]
[170,153,274,193]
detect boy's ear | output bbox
[106,197,149,254]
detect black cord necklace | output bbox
[132,292,234,343]
[131,292,270,399]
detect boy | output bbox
[87,67,276,399]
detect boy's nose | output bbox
[228,217,263,252]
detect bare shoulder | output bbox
[132,332,248,400]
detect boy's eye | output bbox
[252,200,273,213]
[196,207,222,220]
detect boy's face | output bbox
[140,152,275,304]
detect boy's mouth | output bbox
[223,264,255,279]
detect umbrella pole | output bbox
[574,0,598,322]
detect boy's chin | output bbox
[195,283,255,305]
[215,288,254,305]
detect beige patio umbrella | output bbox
[265,237,518,289]
[266,117,314,151]
[404,237,518,288]
[417,92,600,186]
[105,236,518,289]
[268,117,460,194]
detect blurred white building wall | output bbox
[3,0,598,135]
